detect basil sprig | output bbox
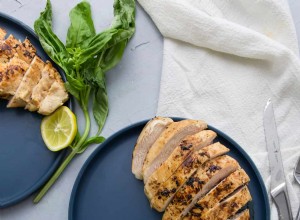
[33,0,135,203]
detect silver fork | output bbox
[294,157,300,220]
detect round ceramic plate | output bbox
[69,119,270,220]
[0,12,69,208]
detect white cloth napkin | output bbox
[137,0,300,218]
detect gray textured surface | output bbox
[0,0,299,219]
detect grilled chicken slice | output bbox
[143,120,207,182]
[0,54,29,99]
[182,169,250,219]
[38,80,69,115]
[0,28,6,40]
[18,38,36,63]
[199,186,252,220]
[228,209,250,220]
[7,56,44,107]
[0,35,35,64]
[148,143,229,212]
[0,35,19,64]
[132,117,173,180]
[145,130,216,197]
[162,155,240,220]
[0,30,68,115]
[26,61,60,111]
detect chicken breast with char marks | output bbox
[182,169,250,219]
[162,155,240,220]
[131,118,253,219]
[199,186,252,220]
[145,130,217,202]
[0,54,29,99]
[229,209,250,220]
[143,120,207,182]
[0,34,35,64]
[7,56,44,107]
[148,143,229,212]
[0,28,69,115]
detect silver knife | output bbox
[263,99,293,220]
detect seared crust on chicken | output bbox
[148,143,230,212]
[0,35,35,64]
[183,169,250,219]
[145,130,217,202]
[229,209,250,220]
[7,56,44,107]
[0,28,68,115]
[0,35,20,64]
[162,155,240,219]
[132,117,173,180]
[0,54,29,99]
[199,186,252,220]
[143,120,207,182]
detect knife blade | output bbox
[263,99,293,220]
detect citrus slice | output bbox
[41,106,77,151]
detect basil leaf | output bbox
[76,0,136,66]
[111,0,135,30]
[93,85,109,134]
[66,1,96,49]
[34,0,69,72]
[77,136,105,154]
[101,40,126,72]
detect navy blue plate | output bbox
[69,119,270,220]
[0,13,69,208]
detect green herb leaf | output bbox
[101,41,126,72]
[66,1,96,49]
[93,85,109,134]
[34,0,70,73]
[111,0,136,30]
[77,136,105,154]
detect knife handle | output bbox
[271,184,293,220]
[296,206,300,220]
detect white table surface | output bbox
[0,0,299,219]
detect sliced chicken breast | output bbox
[132,117,173,180]
[148,143,229,212]
[7,56,44,107]
[145,130,216,198]
[143,120,207,182]
[229,209,250,220]
[0,54,29,99]
[162,155,240,220]
[200,186,252,220]
[182,169,250,219]
[38,80,69,115]
[26,61,59,111]
[0,35,19,64]
[0,35,35,64]
[17,38,36,64]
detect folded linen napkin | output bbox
[138,0,300,218]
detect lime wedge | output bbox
[41,106,77,151]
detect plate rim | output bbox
[0,12,69,208]
[68,118,270,220]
